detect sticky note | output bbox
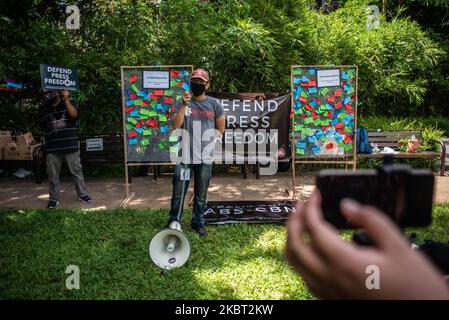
[296,141,306,149]
[164,90,174,96]
[334,89,342,98]
[308,87,317,94]
[159,142,166,149]
[296,148,305,155]
[130,110,139,117]
[169,135,178,142]
[128,131,137,138]
[347,87,355,95]
[128,117,137,125]
[301,76,309,82]
[128,138,137,145]
[308,136,317,143]
[140,109,149,116]
[153,90,164,96]
[320,88,329,97]
[170,145,178,153]
[182,82,190,91]
[131,84,139,93]
[135,127,143,134]
[293,68,301,76]
[163,97,173,104]
[309,99,317,107]
[309,80,317,87]
[148,111,157,117]
[137,90,146,97]
[342,72,349,80]
[140,139,149,146]
[312,146,321,154]
[159,115,168,122]
[170,80,178,87]
[310,69,316,75]
[143,129,152,136]
[304,117,313,124]
[126,100,134,107]
[313,118,321,126]
[160,125,169,133]
[126,124,133,130]
[129,74,138,83]
[299,96,307,103]
[170,69,180,77]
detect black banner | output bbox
[204,200,296,225]
[208,92,291,162]
[40,64,79,91]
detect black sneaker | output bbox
[78,195,92,204]
[47,200,59,209]
[191,224,208,237]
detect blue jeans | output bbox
[168,163,213,228]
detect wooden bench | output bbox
[358,130,446,176]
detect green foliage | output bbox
[0,0,447,135]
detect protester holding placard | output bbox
[39,90,92,208]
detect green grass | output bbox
[1,205,448,300]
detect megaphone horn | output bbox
[149,222,191,270]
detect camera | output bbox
[316,164,434,229]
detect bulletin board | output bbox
[120,65,193,204]
[290,65,358,197]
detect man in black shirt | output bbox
[39,90,92,208]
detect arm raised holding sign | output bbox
[61,90,78,119]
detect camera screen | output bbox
[316,169,434,229]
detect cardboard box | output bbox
[0,131,12,160]
[4,132,41,161]
[4,142,41,161]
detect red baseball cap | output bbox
[190,68,209,82]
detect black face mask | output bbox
[190,82,206,96]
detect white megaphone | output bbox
[149,220,191,270]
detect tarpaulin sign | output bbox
[40,64,79,91]
[204,200,296,225]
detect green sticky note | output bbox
[293,68,301,76]
[320,88,329,97]
[300,91,308,98]
[143,129,152,136]
[159,115,168,122]
[294,108,300,115]
[294,124,302,132]
[345,126,352,132]
[347,87,355,95]
[150,100,158,108]
[321,119,330,126]
[126,124,133,130]
[128,117,137,125]
[296,148,305,155]
[344,143,353,151]
[170,80,178,87]
[164,90,174,96]
[141,139,150,146]
[304,117,313,124]
[131,84,139,93]
[159,142,166,149]
[140,115,149,120]
[313,118,321,126]
[134,99,143,106]
[337,113,346,120]
[321,137,328,143]
[169,135,178,142]
[148,111,157,117]
[169,146,178,153]
[140,109,149,115]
